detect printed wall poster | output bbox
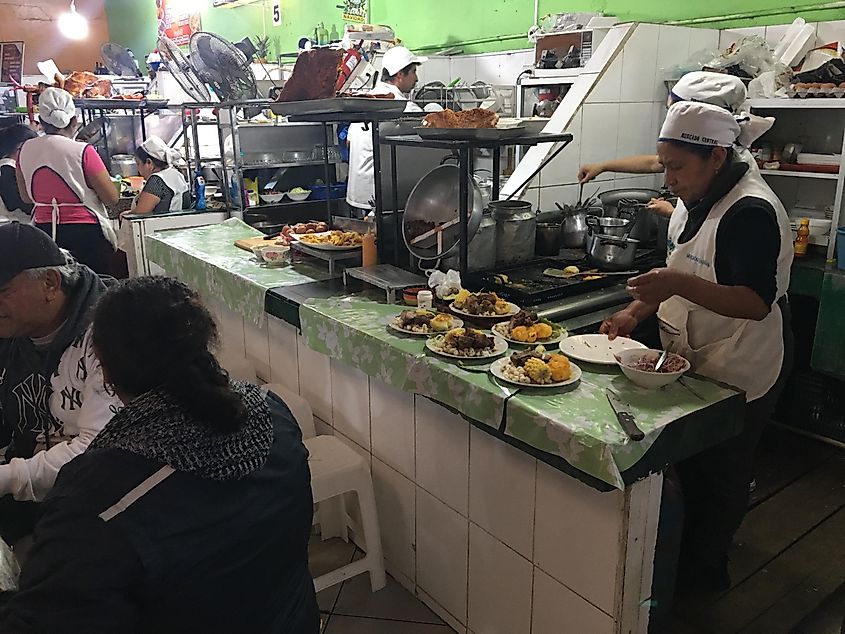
[343,0,367,24]
[156,0,202,48]
[0,42,23,84]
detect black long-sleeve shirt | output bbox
[0,164,32,217]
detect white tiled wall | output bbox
[415,397,470,516]
[267,315,298,392]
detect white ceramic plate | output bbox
[490,357,582,388]
[449,300,520,319]
[425,333,508,359]
[558,334,647,365]
[388,314,464,336]
[491,321,566,346]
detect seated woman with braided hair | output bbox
[0,276,319,633]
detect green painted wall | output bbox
[105,0,845,63]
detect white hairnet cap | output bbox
[659,101,741,148]
[672,71,747,113]
[140,136,182,166]
[39,88,76,129]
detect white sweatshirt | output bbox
[0,328,120,502]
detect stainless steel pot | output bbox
[587,233,640,271]
[202,162,225,183]
[491,200,535,266]
[536,222,563,256]
[555,202,591,249]
[598,188,659,243]
[442,211,497,272]
[110,154,138,178]
[586,215,631,238]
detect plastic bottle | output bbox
[195,173,206,210]
[417,290,433,310]
[330,24,340,42]
[230,174,241,208]
[317,23,329,46]
[362,232,377,267]
[794,217,810,257]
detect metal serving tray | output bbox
[414,125,525,141]
[270,97,407,117]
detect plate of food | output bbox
[426,328,508,359]
[490,347,582,388]
[491,310,566,345]
[558,334,647,366]
[449,290,519,318]
[389,310,464,336]
[296,230,364,250]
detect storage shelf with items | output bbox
[748,101,845,260]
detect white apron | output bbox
[659,167,792,402]
[0,158,31,224]
[346,82,422,210]
[118,166,189,253]
[17,135,117,248]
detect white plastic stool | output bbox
[264,384,386,593]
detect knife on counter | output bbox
[606,389,645,441]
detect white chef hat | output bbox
[38,88,76,129]
[659,101,741,148]
[139,136,183,166]
[382,46,428,76]
[671,71,747,113]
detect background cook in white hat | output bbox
[577,71,773,217]
[346,46,429,215]
[600,100,794,593]
[16,87,119,276]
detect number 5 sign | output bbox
[272,0,281,26]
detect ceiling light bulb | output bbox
[58,1,89,40]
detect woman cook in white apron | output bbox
[16,88,119,275]
[117,136,189,277]
[578,71,775,218]
[601,101,794,593]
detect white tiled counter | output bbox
[203,299,662,634]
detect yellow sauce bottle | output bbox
[794,218,810,258]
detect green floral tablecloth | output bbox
[300,297,744,489]
[145,218,333,324]
[299,298,518,428]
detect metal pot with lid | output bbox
[490,199,536,266]
[587,233,640,271]
[598,188,660,243]
[111,154,138,178]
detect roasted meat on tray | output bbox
[276,48,343,102]
[422,107,498,129]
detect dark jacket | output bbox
[0,390,319,634]
[0,264,105,459]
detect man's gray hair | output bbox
[25,249,80,291]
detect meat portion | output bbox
[83,79,113,98]
[422,108,498,129]
[454,108,498,129]
[509,309,538,329]
[399,310,435,328]
[422,109,460,129]
[63,71,99,97]
[277,49,343,102]
[454,329,494,351]
[510,349,545,368]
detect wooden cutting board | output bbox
[234,236,274,252]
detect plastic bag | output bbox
[0,538,20,593]
[747,63,792,99]
[428,269,462,299]
[705,36,776,78]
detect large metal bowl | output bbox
[402,164,484,261]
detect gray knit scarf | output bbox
[89,381,273,481]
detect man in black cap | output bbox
[0,223,119,540]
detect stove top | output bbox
[466,249,666,307]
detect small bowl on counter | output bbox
[260,193,286,204]
[402,286,428,306]
[258,244,291,267]
[287,188,311,202]
[615,348,690,389]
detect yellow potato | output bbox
[511,326,530,342]
[525,358,552,383]
[532,323,553,340]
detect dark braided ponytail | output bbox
[92,277,246,433]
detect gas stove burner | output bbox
[467,250,667,307]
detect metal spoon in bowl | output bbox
[654,349,669,373]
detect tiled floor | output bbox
[309,535,455,633]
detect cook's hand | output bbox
[600,310,639,340]
[577,163,604,184]
[646,198,674,219]
[626,268,686,305]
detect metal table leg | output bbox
[458,147,470,276]
[493,147,501,201]
[322,122,332,228]
[371,120,385,263]
[391,144,400,266]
